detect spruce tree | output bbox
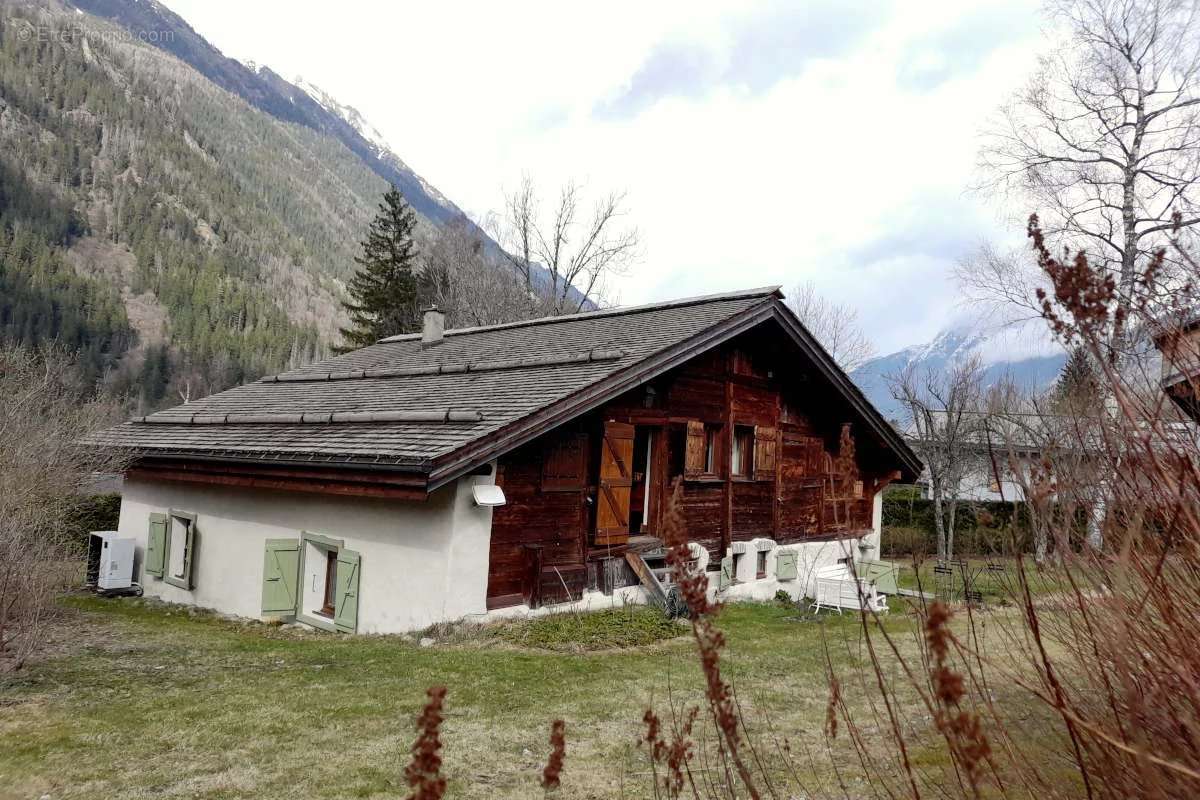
[1052,346,1101,412]
[338,186,421,351]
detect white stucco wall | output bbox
[717,536,866,603]
[918,461,1033,503]
[117,465,497,634]
[864,491,883,559]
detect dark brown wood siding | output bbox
[486,426,589,608]
[485,328,893,607]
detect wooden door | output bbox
[595,421,634,546]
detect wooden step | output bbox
[625,552,669,607]
[627,534,665,555]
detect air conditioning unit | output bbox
[86,531,140,594]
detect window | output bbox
[541,433,586,492]
[162,511,196,590]
[319,549,338,617]
[732,426,754,477]
[298,531,362,634]
[168,520,188,578]
[704,424,720,474]
[731,552,743,583]
[685,421,723,479]
[756,550,767,580]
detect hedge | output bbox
[881,495,1088,557]
[66,493,122,554]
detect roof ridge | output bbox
[134,410,484,425]
[377,285,783,343]
[259,347,626,384]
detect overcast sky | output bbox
[160,0,1050,355]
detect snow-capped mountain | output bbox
[850,315,1069,422]
[291,77,391,154]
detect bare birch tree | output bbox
[786,281,877,371]
[490,177,640,314]
[890,356,987,560]
[975,0,1200,359]
[0,345,127,670]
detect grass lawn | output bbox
[0,592,1058,799]
[889,554,1077,605]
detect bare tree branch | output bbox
[420,217,545,328]
[976,0,1200,360]
[490,177,641,314]
[785,282,877,372]
[0,345,128,670]
[888,356,988,560]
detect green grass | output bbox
[492,605,687,651]
[0,592,1050,799]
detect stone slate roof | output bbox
[90,289,774,468]
[91,287,923,487]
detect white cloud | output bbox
[159,0,1049,353]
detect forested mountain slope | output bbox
[67,0,471,229]
[0,0,412,408]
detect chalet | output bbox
[1154,312,1200,422]
[91,288,921,633]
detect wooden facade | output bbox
[486,329,902,609]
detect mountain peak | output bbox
[292,77,390,154]
[850,316,1068,421]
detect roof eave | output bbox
[126,449,434,476]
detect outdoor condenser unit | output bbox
[86,531,139,594]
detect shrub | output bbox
[0,345,127,671]
[881,497,1088,556]
[880,525,930,558]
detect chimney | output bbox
[421,305,445,346]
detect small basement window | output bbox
[732,425,754,477]
[756,550,767,580]
[731,552,744,583]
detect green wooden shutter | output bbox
[719,556,733,590]
[145,513,167,578]
[776,551,798,581]
[261,539,301,619]
[333,549,361,633]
